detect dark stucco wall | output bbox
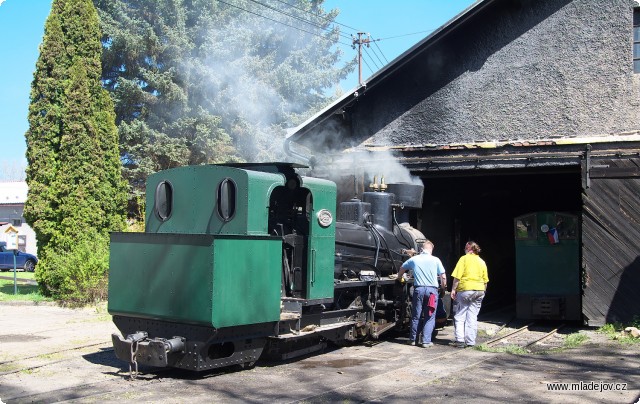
[347,0,640,147]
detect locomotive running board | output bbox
[275,340,326,360]
[265,322,356,361]
[273,321,357,339]
[370,321,396,339]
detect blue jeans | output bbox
[410,286,438,343]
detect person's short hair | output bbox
[422,239,434,251]
[465,241,481,254]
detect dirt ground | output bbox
[0,301,639,404]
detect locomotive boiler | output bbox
[108,162,439,374]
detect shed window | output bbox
[515,214,536,240]
[634,9,640,73]
[154,181,173,221]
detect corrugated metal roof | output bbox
[0,182,28,205]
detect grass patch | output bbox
[477,329,495,338]
[37,352,63,361]
[475,344,530,355]
[0,271,35,280]
[0,279,52,303]
[0,363,20,373]
[64,302,111,323]
[562,332,589,348]
[597,318,640,344]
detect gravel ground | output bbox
[0,302,638,404]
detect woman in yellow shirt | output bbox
[450,241,489,348]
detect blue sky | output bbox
[0,0,475,178]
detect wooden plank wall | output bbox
[582,157,640,326]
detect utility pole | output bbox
[352,32,371,87]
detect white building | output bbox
[0,182,37,256]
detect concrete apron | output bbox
[0,303,638,403]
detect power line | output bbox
[215,0,436,84]
[361,53,375,76]
[219,0,435,66]
[222,0,400,70]
[247,0,353,42]
[373,41,389,64]
[214,0,352,46]
[270,0,361,32]
[363,47,380,70]
[367,43,386,67]
[374,30,435,42]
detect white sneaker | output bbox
[420,342,434,348]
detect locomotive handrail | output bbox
[369,224,399,274]
[392,209,413,249]
[365,222,381,268]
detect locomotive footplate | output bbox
[265,321,357,360]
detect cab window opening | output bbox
[217,178,237,222]
[155,181,173,221]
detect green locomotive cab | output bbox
[514,211,581,321]
[109,162,427,375]
[108,163,336,371]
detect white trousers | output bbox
[454,290,485,346]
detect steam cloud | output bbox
[288,107,422,188]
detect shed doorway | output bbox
[418,169,582,313]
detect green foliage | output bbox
[24,0,127,303]
[598,323,617,336]
[95,0,355,215]
[0,280,51,303]
[475,344,530,355]
[125,194,146,232]
[597,317,640,344]
[36,231,110,305]
[562,332,589,348]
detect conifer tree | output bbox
[24,0,127,302]
[95,0,354,213]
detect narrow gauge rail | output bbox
[0,341,113,376]
[3,339,484,403]
[483,322,566,350]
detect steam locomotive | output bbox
[108,162,447,373]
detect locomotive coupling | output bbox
[112,332,187,369]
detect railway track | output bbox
[0,340,113,376]
[1,321,569,403]
[483,321,566,351]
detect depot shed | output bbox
[286,0,640,326]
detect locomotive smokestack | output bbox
[386,183,424,209]
[386,182,424,224]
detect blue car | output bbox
[0,241,38,272]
